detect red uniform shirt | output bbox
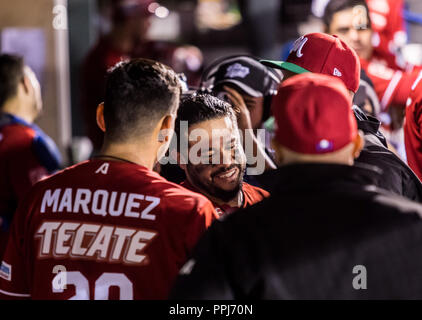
[181,180,270,219]
[367,0,408,70]
[0,123,48,259]
[404,70,422,180]
[360,58,422,111]
[0,160,216,300]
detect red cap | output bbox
[261,33,361,93]
[272,73,358,154]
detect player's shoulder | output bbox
[242,182,270,199]
[153,177,213,211]
[0,124,36,146]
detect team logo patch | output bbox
[225,63,250,79]
[316,139,334,152]
[0,261,11,281]
[290,36,308,58]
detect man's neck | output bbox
[1,98,34,124]
[99,141,156,170]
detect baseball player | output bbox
[171,73,422,299]
[173,93,269,219]
[404,70,422,180]
[0,59,216,300]
[323,0,421,113]
[260,32,422,201]
[0,54,61,260]
[200,55,282,176]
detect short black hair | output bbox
[104,58,181,143]
[175,93,235,139]
[323,0,371,29]
[0,54,24,108]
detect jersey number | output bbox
[52,272,133,300]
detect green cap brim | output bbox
[260,60,310,75]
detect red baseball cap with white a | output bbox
[272,73,358,155]
[261,33,361,93]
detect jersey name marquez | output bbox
[0,160,216,300]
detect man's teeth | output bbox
[218,168,236,178]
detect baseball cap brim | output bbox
[260,60,310,75]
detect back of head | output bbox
[323,0,371,29]
[0,54,24,108]
[104,58,181,143]
[271,73,359,164]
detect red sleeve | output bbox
[2,126,48,202]
[390,71,421,108]
[0,199,32,299]
[183,199,216,253]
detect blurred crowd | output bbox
[1,0,422,300]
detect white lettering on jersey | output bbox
[56,223,79,255]
[58,188,73,212]
[86,226,115,259]
[35,222,157,265]
[125,230,156,264]
[141,197,160,221]
[40,188,160,221]
[92,190,109,217]
[95,163,109,175]
[41,189,62,213]
[125,194,144,218]
[73,189,92,214]
[35,222,62,254]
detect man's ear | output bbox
[160,114,174,132]
[21,75,32,95]
[353,130,365,159]
[96,103,106,132]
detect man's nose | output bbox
[349,28,360,42]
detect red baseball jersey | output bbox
[404,70,422,180]
[0,160,216,300]
[0,123,49,259]
[181,180,270,219]
[360,58,422,111]
[366,0,408,70]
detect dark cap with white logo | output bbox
[201,55,281,98]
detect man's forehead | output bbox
[332,6,369,28]
[187,117,237,146]
[189,116,235,132]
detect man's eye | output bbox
[337,28,350,34]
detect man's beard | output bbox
[187,164,245,203]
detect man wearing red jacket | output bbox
[0,59,216,300]
[0,55,61,260]
[366,0,409,71]
[173,93,269,219]
[404,71,422,180]
[323,0,421,112]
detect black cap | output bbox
[201,55,281,98]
